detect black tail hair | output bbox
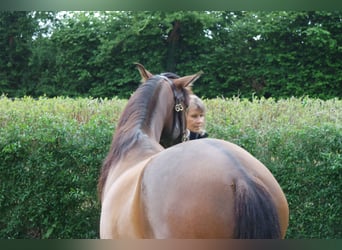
[233,179,281,239]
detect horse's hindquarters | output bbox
[140,139,289,238]
[140,150,236,238]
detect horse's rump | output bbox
[139,138,287,238]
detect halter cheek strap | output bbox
[158,75,187,143]
[169,81,188,142]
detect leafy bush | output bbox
[0,96,341,238]
[0,96,122,238]
[264,125,341,238]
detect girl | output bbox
[185,94,208,140]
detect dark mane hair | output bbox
[160,72,180,79]
[98,76,163,198]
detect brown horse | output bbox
[98,63,289,238]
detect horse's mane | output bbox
[98,76,164,198]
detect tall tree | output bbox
[0,12,33,96]
[0,11,56,96]
[1,11,340,99]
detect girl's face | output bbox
[186,107,205,133]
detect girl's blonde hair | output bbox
[187,94,206,113]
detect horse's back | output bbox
[140,138,289,238]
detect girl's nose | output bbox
[196,118,204,124]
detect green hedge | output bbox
[0,96,341,238]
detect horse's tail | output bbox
[233,178,281,239]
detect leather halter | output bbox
[158,75,188,145]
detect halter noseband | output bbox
[158,75,188,144]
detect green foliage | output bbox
[0,11,56,97]
[264,125,341,238]
[0,12,35,96]
[0,96,341,239]
[0,96,122,238]
[1,11,341,99]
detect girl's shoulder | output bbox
[188,130,209,140]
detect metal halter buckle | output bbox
[175,103,184,112]
[182,132,189,142]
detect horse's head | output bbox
[135,63,203,147]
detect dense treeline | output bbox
[0,11,341,99]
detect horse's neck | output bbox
[104,85,171,186]
[120,134,163,167]
[104,132,163,195]
[112,108,164,176]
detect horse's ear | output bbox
[134,62,153,82]
[173,71,203,88]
